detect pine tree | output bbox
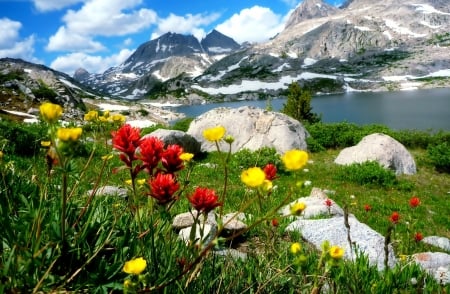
[282,82,320,124]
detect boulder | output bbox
[86,185,128,198]
[186,106,309,154]
[286,215,397,270]
[412,252,450,284]
[145,129,201,154]
[422,236,450,252]
[334,133,416,175]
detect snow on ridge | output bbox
[24,68,32,73]
[302,58,318,67]
[355,26,372,31]
[384,19,427,38]
[411,4,450,15]
[208,47,232,53]
[420,21,441,29]
[59,78,82,90]
[274,63,291,72]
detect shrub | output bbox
[171,117,194,132]
[230,147,281,171]
[427,142,450,173]
[335,161,397,187]
[0,120,46,156]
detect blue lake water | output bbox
[173,88,450,131]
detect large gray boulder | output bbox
[145,129,201,154]
[334,133,416,175]
[186,106,309,154]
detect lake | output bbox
[173,88,450,131]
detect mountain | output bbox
[73,0,450,103]
[74,30,241,99]
[0,58,97,120]
[285,0,339,29]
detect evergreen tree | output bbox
[282,82,320,124]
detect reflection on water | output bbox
[174,88,450,131]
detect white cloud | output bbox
[281,0,299,8]
[216,6,285,44]
[32,0,83,12]
[46,0,157,52]
[47,27,105,52]
[0,18,39,62]
[151,12,221,41]
[50,49,133,75]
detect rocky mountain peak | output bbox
[73,68,90,81]
[285,0,339,28]
[201,29,241,55]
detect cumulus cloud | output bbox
[50,49,133,75]
[215,6,285,44]
[46,0,157,52]
[0,18,38,62]
[32,0,83,12]
[151,12,221,40]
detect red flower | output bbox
[271,218,279,227]
[414,232,423,242]
[263,163,278,181]
[389,211,400,224]
[364,204,372,212]
[409,196,420,208]
[148,173,180,205]
[188,187,222,214]
[161,144,184,173]
[112,124,141,166]
[324,199,333,207]
[138,136,164,173]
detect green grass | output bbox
[0,119,449,293]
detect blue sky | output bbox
[0,0,343,76]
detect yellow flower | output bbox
[57,127,82,142]
[125,179,132,185]
[137,179,146,186]
[281,149,308,171]
[111,114,126,123]
[84,110,98,121]
[102,110,110,118]
[101,154,113,161]
[290,202,306,216]
[290,242,302,254]
[41,141,51,147]
[180,152,194,162]
[241,167,266,188]
[40,102,63,123]
[123,257,147,275]
[123,279,132,288]
[99,116,109,122]
[203,126,226,142]
[262,179,273,191]
[329,245,345,260]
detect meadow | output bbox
[0,104,449,293]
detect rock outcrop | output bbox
[186,106,309,154]
[334,133,416,175]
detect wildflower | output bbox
[329,245,345,260]
[290,242,302,254]
[84,110,98,121]
[148,173,180,205]
[161,144,184,173]
[241,167,266,188]
[290,202,306,216]
[364,204,372,212]
[57,127,82,142]
[180,152,194,162]
[224,135,234,144]
[263,163,277,180]
[281,149,308,171]
[112,124,141,166]
[101,154,113,161]
[138,136,164,173]
[0,150,3,159]
[414,232,423,242]
[136,179,146,186]
[409,196,420,208]
[125,179,132,185]
[123,279,132,288]
[262,179,273,191]
[110,113,126,124]
[123,257,147,275]
[271,218,279,227]
[40,102,63,123]
[188,187,222,214]
[324,199,333,207]
[399,254,408,261]
[203,125,226,142]
[389,211,400,224]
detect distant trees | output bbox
[282,82,320,124]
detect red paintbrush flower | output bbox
[263,163,278,181]
[111,124,141,166]
[324,199,333,207]
[389,211,400,224]
[414,232,423,242]
[161,144,184,173]
[271,218,279,227]
[364,204,372,212]
[409,196,421,208]
[138,136,164,173]
[188,187,222,214]
[148,173,180,205]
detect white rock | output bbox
[422,236,450,251]
[334,133,416,175]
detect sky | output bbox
[0,0,343,76]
